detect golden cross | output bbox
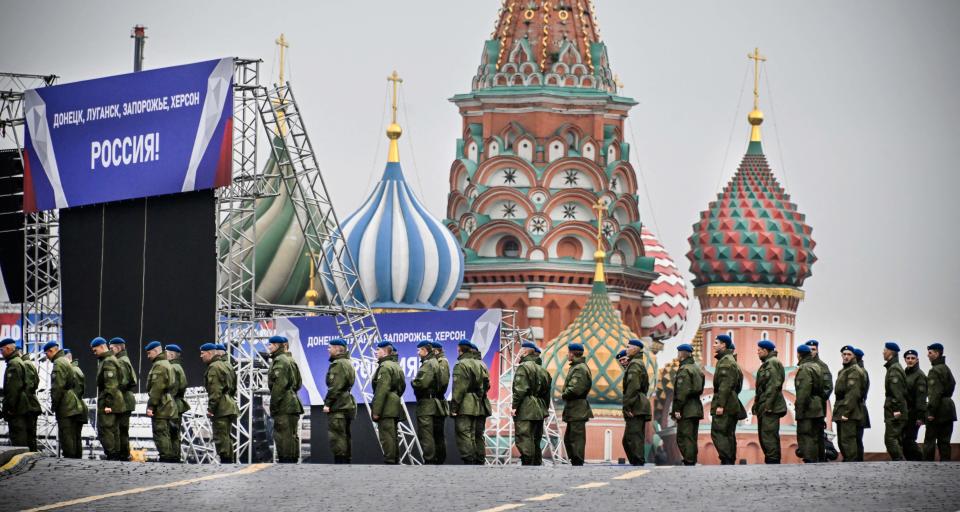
[592,198,606,248]
[387,70,403,125]
[276,33,289,83]
[747,47,766,110]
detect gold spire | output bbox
[273,34,290,135]
[305,251,320,312]
[276,33,289,84]
[747,47,766,142]
[386,70,403,163]
[592,198,607,283]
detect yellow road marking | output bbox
[22,463,272,512]
[1,452,34,472]
[572,481,609,489]
[477,504,524,512]
[612,469,650,480]
[524,493,564,502]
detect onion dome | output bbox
[329,72,464,311]
[640,226,689,340]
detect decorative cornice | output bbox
[695,285,804,300]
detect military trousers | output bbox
[473,416,486,464]
[212,415,235,463]
[515,419,539,465]
[835,419,859,462]
[901,418,923,461]
[758,413,781,463]
[884,417,906,461]
[169,416,183,460]
[711,414,737,464]
[622,416,647,466]
[376,417,399,464]
[923,421,954,461]
[328,414,352,463]
[532,419,544,465]
[796,418,822,462]
[432,415,447,465]
[97,412,123,460]
[117,412,131,461]
[416,414,437,464]
[563,420,587,466]
[676,417,699,465]
[856,424,866,461]
[57,414,84,459]
[273,413,301,463]
[455,415,485,465]
[152,416,178,462]
[7,413,38,452]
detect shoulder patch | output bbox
[105,371,114,378]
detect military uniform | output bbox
[169,357,189,461]
[795,352,824,462]
[533,356,552,465]
[834,360,866,461]
[371,352,405,464]
[269,350,304,463]
[711,348,744,465]
[204,353,239,463]
[114,348,137,461]
[672,356,704,465]
[561,355,593,466]
[754,351,787,463]
[512,352,548,465]
[856,358,870,461]
[810,353,834,462]
[622,352,651,466]
[96,350,128,460]
[325,351,356,464]
[902,363,927,461]
[50,350,87,458]
[883,355,909,461]
[146,351,179,462]
[433,348,450,465]
[924,356,956,461]
[451,349,491,464]
[2,350,42,451]
[412,350,442,464]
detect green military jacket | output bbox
[622,354,651,419]
[452,351,491,417]
[204,355,239,418]
[324,353,356,417]
[795,355,824,419]
[926,357,957,423]
[71,361,85,399]
[413,355,443,416]
[372,353,405,419]
[833,361,865,422]
[269,350,304,416]
[114,350,138,412]
[858,361,871,428]
[146,353,178,419]
[754,352,787,417]
[170,359,190,416]
[904,364,927,422]
[711,350,744,418]
[535,357,552,418]
[2,351,42,419]
[561,356,593,422]
[672,356,704,420]
[96,352,127,414]
[435,352,451,417]
[811,355,834,402]
[512,354,547,421]
[50,350,86,418]
[883,356,909,421]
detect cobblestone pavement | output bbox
[1,458,958,512]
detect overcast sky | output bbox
[3,0,958,450]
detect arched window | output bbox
[500,237,521,258]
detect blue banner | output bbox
[22,58,234,212]
[277,309,502,406]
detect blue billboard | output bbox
[22,58,234,212]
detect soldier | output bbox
[91,337,127,460]
[853,347,869,461]
[323,339,356,464]
[144,342,178,462]
[901,349,927,461]
[43,342,86,458]
[201,343,239,463]
[108,337,136,461]
[795,344,824,463]
[881,342,908,461]
[834,345,866,462]
[511,341,547,465]
[561,342,593,466]
[64,349,86,399]
[621,339,650,466]
[1,338,41,451]
[711,334,744,465]
[451,340,491,465]
[431,341,450,465]
[924,343,956,461]
[412,340,441,464]
[616,350,629,369]
[165,345,189,462]
[532,345,552,466]
[805,340,833,462]
[267,335,304,463]
[371,340,405,464]
[672,343,704,466]
[754,340,786,464]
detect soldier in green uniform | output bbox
[512,341,548,465]
[412,340,441,463]
[795,343,824,463]
[165,345,189,462]
[451,340,491,465]
[805,340,833,462]
[853,347,869,461]
[371,340,405,464]
[924,343,956,461]
[108,337,136,461]
[622,339,650,466]
[560,342,593,466]
[672,343,704,466]
[532,346,551,466]
[754,340,787,464]
[44,342,86,458]
[267,336,304,463]
[1,338,41,451]
[323,339,356,464]
[882,342,908,461]
[144,342,178,462]
[834,345,865,462]
[711,334,744,465]
[201,343,239,463]
[91,337,127,460]
[64,349,85,397]
[901,349,927,461]
[431,341,450,465]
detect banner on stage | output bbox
[22,58,234,212]
[277,309,502,406]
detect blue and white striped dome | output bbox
[333,160,464,310]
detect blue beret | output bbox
[416,340,432,349]
[757,340,776,351]
[0,338,16,348]
[616,350,627,359]
[62,348,72,355]
[457,339,472,347]
[884,342,900,352]
[329,338,347,347]
[853,348,864,358]
[628,339,644,349]
[469,343,480,352]
[214,344,227,351]
[805,339,819,347]
[521,341,537,350]
[430,341,443,349]
[796,344,811,354]
[90,337,107,348]
[676,344,694,353]
[716,334,733,347]
[165,344,182,353]
[840,345,856,353]
[568,343,584,353]
[904,349,918,357]
[928,343,944,353]
[144,341,162,351]
[268,335,288,344]
[108,337,126,346]
[42,341,60,352]
[376,340,395,350]
[200,343,217,351]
